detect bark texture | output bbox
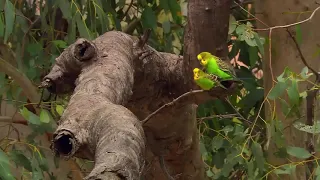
[256,1,320,179]
[42,0,234,179]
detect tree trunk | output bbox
[256,1,320,179]
[42,0,234,179]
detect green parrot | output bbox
[197,52,236,80]
[193,68,225,90]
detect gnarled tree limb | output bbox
[0,57,40,105]
[42,0,234,179]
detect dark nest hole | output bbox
[53,134,74,156]
[75,41,95,61]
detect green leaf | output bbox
[9,150,32,172]
[251,142,265,173]
[15,11,29,33]
[27,43,42,56]
[31,158,44,180]
[244,36,257,47]
[0,149,15,180]
[212,151,226,169]
[280,99,290,117]
[222,125,234,135]
[247,160,255,179]
[95,0,109,33]
[300,66,312,79]
[54,156,60,169]
[316,166,320,176]
[253,32,264,56]
[206,169,214,177]
[159,0,169,12]
[57,0,72,20]
[162,21,171,34]
[211,136,224,152]
[228,15,237,34]
[141,6,157,29]
[0,0,4,11]
[293,121,320,134]
[4,0,15,43]
[56,105,65,116]
[248,46,259,67]
[35,150,49,172]
[0,14,4,37]
[199,142,207,154]
[67,17,77,44]
[52,40,68,49]
[75,14,91,39]
[40,109,51,123]
[286,146,312,159]
[287,80,300,105]
[117,0,126,8]
[274,164,296,175]
[268,81,287,100]
[20,107,41,125]
[168,0,182,24]
[277,71,286,82]
[236,24,246,35]
[295,25,302,45]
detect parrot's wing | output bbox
[204,73,219,81]
[215,56,236,77]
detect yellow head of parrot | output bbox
[193,73,200,80]
[198,52,211,66]
[197,54,202,62]
[193,68,200,75]
[193,68,201,80]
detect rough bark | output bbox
[256,1,320,179]
[42,0,234,179]
[184,0,233,89]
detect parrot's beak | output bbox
[197,55,202,61]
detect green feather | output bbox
[194,77,216,90]
[193,68,227,90]
[198,52,235,80]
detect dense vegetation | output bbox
[0,0,319,179]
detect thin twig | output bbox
[21,17,41,62]
[256,6,320,31]
[197,114,238,121]
[142,90,204,124]
[255,6,320,84]
[231,0,254,10]
[0,116,28,125]
[233,1,269,27]
[137,29,152,48]
[286,29,319,81]
[122,0,134,20]
[269,29,275,83]
[0,57,40,105]
[225,98,246,120]
[159,156,174,180]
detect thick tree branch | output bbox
[43,2,235,180]
[0,57,40,104]
[47,32,146,179]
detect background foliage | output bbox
[0,0,319,179]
